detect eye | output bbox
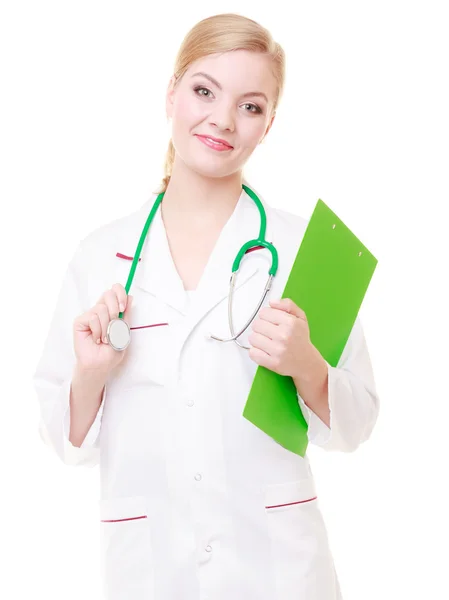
[242,103,263,114]
[194,86,213,98]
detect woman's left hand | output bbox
[248,298,321,379]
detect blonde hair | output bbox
[159,13,286,192]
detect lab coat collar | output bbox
[115,181,274,320]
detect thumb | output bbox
[123,294,133,321]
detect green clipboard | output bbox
[242,199,378,456]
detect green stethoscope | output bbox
[106,184,279,352]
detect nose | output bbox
[209,101,235,132]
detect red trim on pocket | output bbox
[130,323,169,330]
[116,252,141,262]
[265,496,317,509]
[101,515,148,523]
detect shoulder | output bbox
[270,205,309,236]
[73,197,155,268]
[81,201,150,251]
[245,181,310,243]
[63,197,156,305]
[265,203,310,252]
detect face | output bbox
[166,50,277,179]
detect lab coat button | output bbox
[194,473,202,481]
[187,399,194,407]
[205,545,212,552]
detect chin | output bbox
[188,160,240,180]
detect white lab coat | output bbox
[33,182,379,600]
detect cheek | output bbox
[173,96,204,131]
[238,118,268,149]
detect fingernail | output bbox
[119,303,125,312]
[96,339,101,345]
[103,336,108,344]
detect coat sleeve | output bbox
[297,316,379,452]
[33,242,105,467]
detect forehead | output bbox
[184,50,277,100]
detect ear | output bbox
[166,75,177,120]
[259,111,276,144]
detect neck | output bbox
[161,156,244,229]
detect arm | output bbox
[295,317,380,452]
[293,348,330,427]
[33,243,105,467]
[69,363,107,448]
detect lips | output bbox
[195,134,233,149]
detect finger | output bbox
[248,331,279,356]
[74,309,101,333]
[251,317,278,340]
[102,289,120,321]
[93,303,110,344]
[88,312,102,344]
[249,346,277,370]
[253,315,297,348]
[96,289,107,306]
[258,305,293,326]
[269,298,307,320]
[111,283,128,313]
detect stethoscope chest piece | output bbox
[107,318,131,351]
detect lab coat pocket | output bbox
[264,479,338,598]
[111,297,173,389]
[100,495,154,599]
[264,478,318,512]
[264,478,321,547]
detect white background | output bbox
[1,1,448,598]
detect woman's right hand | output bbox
[73,284,133,374]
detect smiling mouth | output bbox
[195,135,234,150]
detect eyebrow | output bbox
[191,72,269,103]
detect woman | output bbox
[33,13,379,600]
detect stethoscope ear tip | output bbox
[206,332,222,342]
